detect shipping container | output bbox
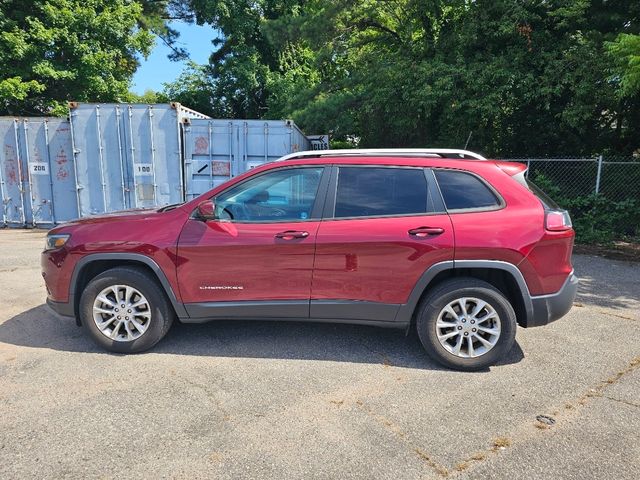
[183,119,310,199]
[0,117,78,227]
[68,102,203,217]
[1,103,314,227]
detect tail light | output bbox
[545,210,572,231]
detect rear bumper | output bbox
[46,298,74,318]
[525,272,578,327]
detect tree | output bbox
[126,88,169,104]
[259,0,640,156]
[171,0,640,156]
[167,0,306,118]
[161,63,217,116]
[0,0,164,115]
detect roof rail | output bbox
[277,148,487,162]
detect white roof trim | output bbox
[277,148,487,162]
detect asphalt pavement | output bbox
[0,229,638,479]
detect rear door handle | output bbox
[408,227,445,237]
[275,230,310,240]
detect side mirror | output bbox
[196,200,216,221]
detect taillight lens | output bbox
[545,210,572,231]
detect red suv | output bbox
[42,149,577,370]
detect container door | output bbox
[183,119,312,201]
[45,118,79,223]
[240,120,306,174]
[0,119,28,226]
[69,103,184,217]
[122,104,155,208]
[21,119,55,226]
[121,104,184,209]
[241,121,271,172]
[69,104,126,216]
[183,120,234,200]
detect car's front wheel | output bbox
[416,278,517,371]
[79,267,174,353]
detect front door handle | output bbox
[408,227,445,237]
[275,230,310,240]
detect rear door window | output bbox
[334,167,437,218]
[434,170,501,211]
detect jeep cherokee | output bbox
[42,149,578,370]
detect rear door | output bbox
[310,166,454,322]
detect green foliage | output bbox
[607,33,640,98]
[161,63,216,115]
[531,173,640,245]
[566,195,640,244]
[0,0,163,115]
[169,0,298,118]
[126,89,169,104]
[327,139,357,150]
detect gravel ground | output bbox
[0,229,638,479]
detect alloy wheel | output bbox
[435,297,501,358]
[92,285,151,342]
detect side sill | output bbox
[185,299,402,323]
[184,300,309,320]
[179,315,407,329]
[310,300,400,322]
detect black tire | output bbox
[79,267,174,353]
[415,278,517,371]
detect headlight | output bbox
[45,234,70,251]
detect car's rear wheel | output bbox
[79,267,174,353]
[416,278,517,371]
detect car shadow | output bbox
[573,255,640,312]
[0,304,525,371]
[575,273,640,311]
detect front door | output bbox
[177,166,328,319]
[310,166,454,322]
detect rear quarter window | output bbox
[434,170,501,211]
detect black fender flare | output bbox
[394,260,534,324]
[69,253,188,324]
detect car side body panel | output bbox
[176,219,321,305]
[434,162,573,296]
[311,214,455,305]
[41,207,188,307]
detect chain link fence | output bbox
[498,156,640,202]
[497,156,640,243]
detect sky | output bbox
[131,22,218,94]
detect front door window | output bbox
[214,167,324,222]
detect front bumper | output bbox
[46,298,74,317]
[526,272,578,327]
